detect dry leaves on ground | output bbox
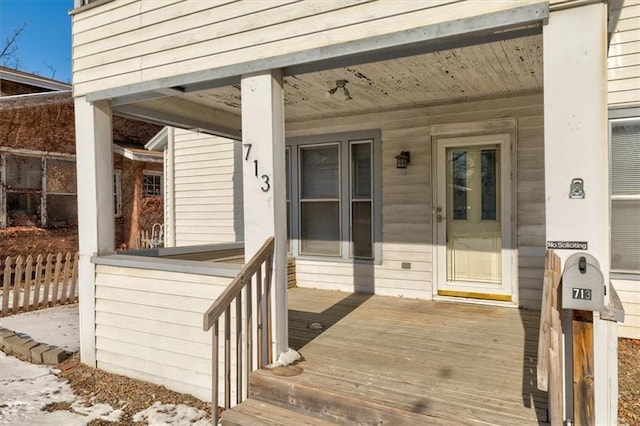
[619,338,640,426]
[53,355,212,425]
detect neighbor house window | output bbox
[143,170,162,196]
[288,131,380,261]
[610,117,640,273]
[1,153,77,228]
[113,170,122,217]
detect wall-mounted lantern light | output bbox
[395,151,411,169]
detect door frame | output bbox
[430,120,518,305]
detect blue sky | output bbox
[0,0,74,83]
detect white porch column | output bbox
[543,3,617,425]
[74,97,115,366]
[240,70,288,357]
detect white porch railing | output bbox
[202,237,275,424]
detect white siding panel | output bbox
[173,129,243,246]
[608,2,640,107]
[94,264,234,401]
[72,0,543,95]
[612,278,640,339]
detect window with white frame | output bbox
[113,170,122,217]
[142,170,163,196]
[1,153,77,228]
[610,117,640,273]
[287,131,380,261]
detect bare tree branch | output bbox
[0,23,26,68]
[44,63,57,79]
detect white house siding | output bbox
[608,0,640,107]
[614,278,640,339]
[287,93,545,309]
[172,128,243,246]
[71,0,547,96]
[94,265,234,401]
[609,0,640,339]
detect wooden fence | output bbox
[0,252,79,317]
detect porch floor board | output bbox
[259,287,548,425]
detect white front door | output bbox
[435,134,513,301]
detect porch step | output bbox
[246,367,461,425]
[221,398,336,426]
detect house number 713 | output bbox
[243,143,270,192]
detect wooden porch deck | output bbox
[237,288,548,425]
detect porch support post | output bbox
[74,97,116,366]
[240,69,288,357]
[543,3,617,425]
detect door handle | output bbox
[437,214,445,223]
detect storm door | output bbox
[435,134,512,301]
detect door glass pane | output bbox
[449,150,467,220]
[481,149,497,220]
[300,201,340,255]
[300,145,339,198]
[352,201,372,258]
[446,146,501,284]
[351,142,371,198]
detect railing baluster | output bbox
[256,268,263,368]
[202,237,275,423]
[265,255,273,364]
[246,277,253,375]
[212,320,219,425]
[224,306,231,410]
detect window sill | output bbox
[294,255,381,266]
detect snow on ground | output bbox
[0,305,211,425]
[0,304,79,352]
[0,351,120,425]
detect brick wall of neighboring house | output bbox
[118,156,164,249]
[0,80,53,96]
[0,95,163,256]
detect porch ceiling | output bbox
[115,34,542,131]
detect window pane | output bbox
[6,155,41,189]
[7,193,40,226]
[47,159,77,193]
[47,194,78,227]
[481,149,497,220]
[611,121,640,195]
[611,200,640,271]
[352,201,372,258]
[300,145,339,198]
[143,174,162,196]
[449,150,467,220]
[351,142,371,198]
[300,201,340,255]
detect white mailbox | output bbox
[562,253,605,311]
